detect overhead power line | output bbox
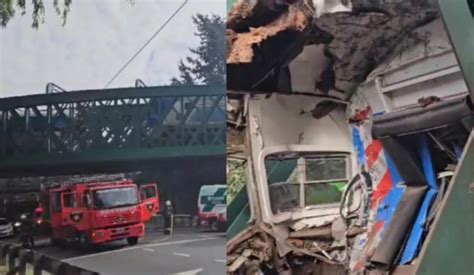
[104,0,189,88]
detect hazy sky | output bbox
[0,0,225,97]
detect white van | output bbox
[197,185,226,231]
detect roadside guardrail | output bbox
[0,241,99,275]
[151,214,195,228]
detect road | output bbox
[2,228,226,275]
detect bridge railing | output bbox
[0,241,98,275]
[0,85,225,163]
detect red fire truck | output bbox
[40,175,159,247]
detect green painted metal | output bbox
[416,131,474,275]
[0,85,225,176]
[415,4,474,274]
[437,0,474,99]
[227,184,251,240]
[0,145,225,168]
[0,85,225,109]
[227,160,297,239]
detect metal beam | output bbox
[0,85,225,109]
[0,145,225,177]
[0,85,225,177]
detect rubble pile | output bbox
[226,1,446,274]
[227,0,439,97]
[312,0,438,96]
[227,215,369,274]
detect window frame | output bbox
[265,152,351,214]
[299,154,350,209]
[61,192,78,208]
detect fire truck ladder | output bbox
[43,173,133,189]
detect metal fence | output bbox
[0,241,98,275]
[150,214,195,228]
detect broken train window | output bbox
[265,153,349,214]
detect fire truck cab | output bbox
[42,175,159,247]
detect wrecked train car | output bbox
[226,1,474,274]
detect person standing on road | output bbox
[19,214,35,248]
[163,200,173,235]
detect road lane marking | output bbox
[173,252,190,257]
[173,268,203,275]
[143,248,155,252]
[64,237,218,261]
[214,259,226,263]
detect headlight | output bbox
[92,231,104,238]
[14,222,21,227]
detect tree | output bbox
[227,159,246,205]
[0,0,71,29]
[171,14,226,86]
[0,0,133,29]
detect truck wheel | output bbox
[210,220,218,232]
[127,237,138,245]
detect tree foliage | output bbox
[227,159,246,205]
[0,0,134,29]
[171,13,226,86]
[0,0,71,29]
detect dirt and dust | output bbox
[227,225,274,274]
[228,4,313,64]
[313,1,438,95]
[226,216,374,274]
[227,127,245,157]
[227,0,439,97]
[227,0,314,92]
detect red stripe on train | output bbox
[365,140,383,168]
[371,170,392,209]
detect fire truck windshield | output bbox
[92,187,138,209]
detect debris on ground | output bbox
[226,217,367,274]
